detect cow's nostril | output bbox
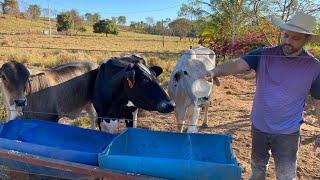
[168,103,175,110]
[157,101,175,113]
[14,99,27,107]
[169,101,176,108]
[166,103,175,112]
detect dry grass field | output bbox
[0,14,319,179]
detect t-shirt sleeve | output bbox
[241,48,262,71]
[311,73,320,99]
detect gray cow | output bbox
[0,61,98,128]
[168,46,219,133]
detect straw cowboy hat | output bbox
[272,12,320,43]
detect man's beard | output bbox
[282,44,302,56]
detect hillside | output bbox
[0,15,50,34]
[0,15,198,83]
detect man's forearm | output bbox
[213,58,250,77]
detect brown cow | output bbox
[0,61,98,128]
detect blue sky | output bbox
[19,0,188,23]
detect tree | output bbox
[0,1,3,14]
[65,9,85,31]
[2,0,19,15]
[84,13,91,20]
[169,18,192,40]
[93,19,119,37]
[73,15,85,32]
[180,0,320,39]
[85,12,100,23]
[111,16,117,23]
[91,13,100,22]
[249,0,320,43]
[130,21,148,32]
[68,9,78,19]
[248,0,320,22]
[27,4,41,20]
[117,16,126,25]
[42,8,57,18]
[145,17,154,25]
[56,12,72,32]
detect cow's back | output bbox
[23,61,98,120]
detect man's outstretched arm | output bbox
[205,48,261,79]
[208,58,250,78]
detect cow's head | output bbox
[0,61,43,120]
[171,46,220,99]
[0,61,30,108]
[121,55,174,113]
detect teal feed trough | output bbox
[99,128,242,180]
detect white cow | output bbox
[168,46,219,133]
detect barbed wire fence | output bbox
[0,44,318,131]
[1,44,320,59]
[0,44,319,132]
[1,34,320,179]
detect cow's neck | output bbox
[108,93,128,115]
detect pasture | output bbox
[0,15,319,179]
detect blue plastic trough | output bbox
[0,119,116,166]
[99,128,242,180]
[0,119,242,179]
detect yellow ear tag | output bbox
[127,78,134,88]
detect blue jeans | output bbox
[250,125,300,180]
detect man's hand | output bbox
[201,68,216,80]
[201,68,220,86]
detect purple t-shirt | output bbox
[242,46,320,134]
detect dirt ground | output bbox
[137,74,320,179]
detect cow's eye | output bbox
[0,74,7,81]
[144,78,149,84]
[142,78,150,85]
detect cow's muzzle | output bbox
[14,98,27,107]
[156,101,175,113]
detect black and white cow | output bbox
[92,55,174,133]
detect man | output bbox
[204,12,320,179]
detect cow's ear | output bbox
[173,71,181,82]
[125,69,135,89]
[0,70,6,81]
[150,66,163,77]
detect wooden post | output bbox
[47,0,52,38]
[162,19,165,47]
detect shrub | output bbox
[56,12,72,32]
[93,19,119,37]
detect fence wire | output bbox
[0,45,319,59]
